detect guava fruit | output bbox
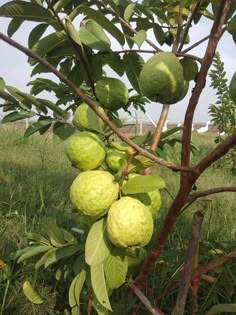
[139,52,184,104]
[229,72,236,103]
[65,132,105,171]
[70,170,119,217]
[127,173,162,218]
[105,148,128,172]
[180,57,198,81]
[107,196,154,248]
[95,77,129,111]
[72,103,104,131]
[170,80,189,104]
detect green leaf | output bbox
[153,24,165,45]
[0,1,54,23]
[28,23,48,48]
[44,244,80,268]
[206,304,236,315]
[0,77,5,90]
[79,20,111,51]
[228,15,236,36]
[104,253,128,289]
[35,249,55,269]
[135,3,154,22]
[65,18,83,47]
[54,0,73,13]
[128,155,154,173]
[91,263,112,311]
[102,53,124,76]
[41,219,66,247]
[124,3,135,22]
[24,120,53,138]
[37,98,67,118]
[122,174,166,194]
[17,245,52,263]
[123,52,144,94]
[53,122,75,141]
[132,30,146,48]
[31,31,66,59]
[0,89,18,103]
[27,232,51,245]
[69,270,87,315]
[7,18,24,37]
[71,6,125,46]
[92,295,111,315]
[23,280,44,305]
[2,111,35,123]
[85,218,112,266]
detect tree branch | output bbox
[188,186,236,202]
[129,284,163,315]
[172,211,204,315]
[178,2,201,52]
[181,0,232,167]
[195,132,236,174]
[0,32,192,173]
[192,251,236,280]
[181,26,227,54]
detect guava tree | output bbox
[0,0,236,314]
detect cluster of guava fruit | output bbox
[65,51,200,248]
[66,103,162,249]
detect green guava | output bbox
[105,148,128,172]
[95,77,129,111]
[70,170,119,217]
[72,103,105,131]
[229,72,236,103]
[127,173,162,218]
[107,196,154,248]
[170,80,189,104]
[180,57,198,81]
[139,52,184,104]
[65,132,105,171]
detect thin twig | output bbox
[188,186,236,202]
[192,251,236,280]
[178,2,201,52]
[144,104,169,175]
[172,6,183,52]
[129,284,163,315]
[171,211,204,315]
[0,32,192,172]
[181,26,227,54]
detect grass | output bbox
[0,125,235,314]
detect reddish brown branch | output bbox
[181,0,232,167]
[0,32,191,172]
[172,211,204,315]
[178,2,201,52]
[192,251,236,280]
[195,132,236,174]
[188,186,236,202]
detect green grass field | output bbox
[0,125,235,314]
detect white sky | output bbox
[0,0,235,124]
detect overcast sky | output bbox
[0,0,235,124]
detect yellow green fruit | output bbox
[65,132,105,171]
[139,52,184,104]
[105,148,128,172]
[127,174,162,218]
[70,171,119,217]
[95,77,129,111]
[72,103,104,131]
[107,196,154,248]
[180,57,198,81]
[229,72,236,103]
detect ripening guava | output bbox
[105,148,128,172]
[180,57,198,81]
[229,72,236,103]
[107,196,154,248]
[95,77,129,111]
[65,132,105,171]
[139,52,184,104]
[72,103,105,131]
[70,170,119,217]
